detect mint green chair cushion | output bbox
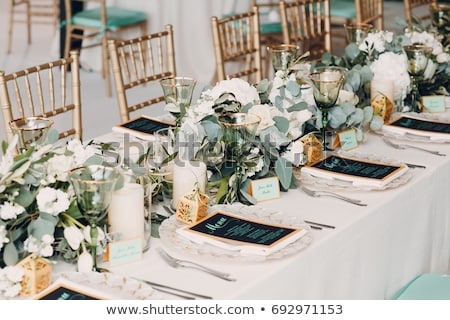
[330,0,356,19]
[393,273,450,300]
[72,7,147,30]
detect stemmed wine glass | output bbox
[160,76,197,126]
[68,165,122,272]
[402,45,433,113]
[267,44,299,72]
[309,66,346,150]
[9,117,54,152]
[344,23,373,45]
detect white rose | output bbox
[47,155,74,182]
[248,104,276,135]
[36,187,70,216]
[437,53,450,64]
[209,78,260,105]
[295,109,313,123]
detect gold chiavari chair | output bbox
[7,0,59,54]
[63,0,148,97]
[211,6,263,84]
[250,0,285,78]
[0,50,83,142]
[329,0,384,49]
[404,0,437,26]
[279,0,332,61]
[108,25,176,123]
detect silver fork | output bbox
[382,137,446,156]
[301,186,367,206]
[158,248,236,282]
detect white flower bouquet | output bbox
[0,133,113,297]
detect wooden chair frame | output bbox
[7,0,59,54]
[108,25,176,123]
[0,50,82,142]
[280,0,332,61]
[211,6,263,84]
[404,0,437,26]
[63,0,148,96]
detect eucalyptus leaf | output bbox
[47,128,59,144]
[275,157,292,190]
[239,187,257,205]
[328,107,347,129]
[273,116,289,133]
[28,218,55,240]
[3,242,19,266]
[286,80,301,97]
[287,101,308,112]
[15,188,34,207]
[215,176,230,204]
[345,43,361,60]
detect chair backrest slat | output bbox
[211,7,262,84]
[0,51,83,142]
[108,24,177,122]
[280,0,331,61]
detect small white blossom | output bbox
[0,202,25,220]
[24,235,55,257]
[0,266,24,298]
[281,140,305,166]
[83,226,106,245]
[0,225,9,250]
[67,139,98,165]
[64,226,84,250]
[46,155,75,182]
[247,104,278,135]
[77,251,94,272]
[36,187,70,216]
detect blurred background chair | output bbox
[329,0,384,51]
[108,25,176,123]
[7,0,59,54]
[0,50,82,142]
[63,0,148,97]
[279,0,332,61]
[211,6,262,84]
[403,0,437,27]
[250,0,285,78]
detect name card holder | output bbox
[249,177,281,202]
[422,95,446,113]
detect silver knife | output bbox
[133,277,213,300]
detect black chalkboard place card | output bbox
[112,115,175,140]
[33,277,114,300]
[301,154,409,188]
[382,115,450,141]
[177,211,308,256]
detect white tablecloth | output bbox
[54,128,450,299]
[79,0,250,86]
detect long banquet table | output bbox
[54,126,450,300]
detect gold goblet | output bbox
[402,45,433,113]
[344,23,373,45]
[68,165,122,272]
[309,66,346,150]
[267,44,299,72]
[9,117,54,152]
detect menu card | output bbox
[382,115,450,141]
[177,211,308,256]
[301,154,409,188]
[112,115,174,140]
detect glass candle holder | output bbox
[160,77,196,125]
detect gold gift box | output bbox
[176,190,209,224]
[300,133,323,164]
[17,255,52,296]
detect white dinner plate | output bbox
[159,203,313,262]
[294,151,414,192]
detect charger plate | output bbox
[52,271,163,300]
[294,151,413,192]
[159,203,312,262]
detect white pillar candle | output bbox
[108,182,145,244]
[172,160,207,209]
[370,79,395,104]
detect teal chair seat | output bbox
[330,0,356,19]
[72,7,147,30]
[393,273,450,300]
